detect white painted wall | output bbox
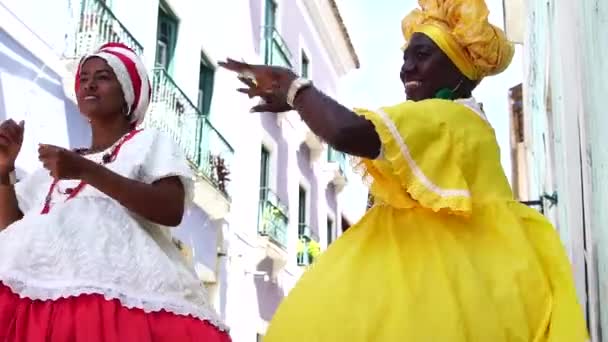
[521,0,603,338]
[0,0,90,176]
[0,1,366,340]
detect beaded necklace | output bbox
[40,129,142,214]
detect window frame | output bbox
[155,2,179,74]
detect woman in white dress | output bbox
[0,43,231,341]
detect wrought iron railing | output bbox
[146,68,200,161]
[258,187,289,248]
[69,0,143,58]
[144,68,234,197]
[263,26,292,67]
[298,222,311,238]
[297,223,312,266]
[195,117,234,196]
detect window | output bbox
[341,215,351,233]
[509,84,524,143]
[301,51,310,78]
[264,0,278,65]
[298,185,307,235]
[259,146,272,209]
[155,4,178,73]
[327,217,334,245]
[260,146,270,200]
[514,108,523,142]
[265,0,277,29]
[198,54,215,115]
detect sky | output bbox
[335,0,524,184]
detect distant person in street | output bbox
[220,0,588,340]
[0,43,230,341]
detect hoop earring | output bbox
[122,104,131,116]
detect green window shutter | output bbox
[198,57,215,115]
[156,5,178,74]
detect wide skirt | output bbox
[264,201,588,342]
[0,283,231,342]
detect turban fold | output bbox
[75,43,151,126]
[402,0,514,80]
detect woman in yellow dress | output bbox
[220,0,588,340]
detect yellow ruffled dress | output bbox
[264,99,588,341]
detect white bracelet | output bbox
[286,78,313,108]
[1,169,16,186]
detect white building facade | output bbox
[0,0,365,340]
[504,0,608,339]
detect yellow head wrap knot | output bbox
[401,0,514,81]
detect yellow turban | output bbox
[401,0,514,80]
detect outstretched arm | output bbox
[292,86,381,159]
[219,59,381,159]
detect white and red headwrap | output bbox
[75,43,151,126]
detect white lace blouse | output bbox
[0,129,227,331]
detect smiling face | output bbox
[400,33,473,101]
[76,57,127,122]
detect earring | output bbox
[434,80,464,100]
[434,88,455,100]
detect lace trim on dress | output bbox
[0,273,229,332]
[454,97,488,122]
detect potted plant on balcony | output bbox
[308,240,321,262]
[297,238,322,266]
[209,154,230,195]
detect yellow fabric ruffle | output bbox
[353,100,476,216]
[401,0,514,80]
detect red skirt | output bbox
[0,283,231,342]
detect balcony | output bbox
[258,187,289,249]
[297,223,320,266]
[67,0,144,58]
[263,26,292,68]
[326,146,348,191]
[194,118,234,194]
[60,0,144,103]
[144,68,234,219]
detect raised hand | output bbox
[218,58,297,113]
[38,144,93,180]
[0,119,25,169]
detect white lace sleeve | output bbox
[139,130,195,205]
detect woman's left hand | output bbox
[38,144,93,179]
